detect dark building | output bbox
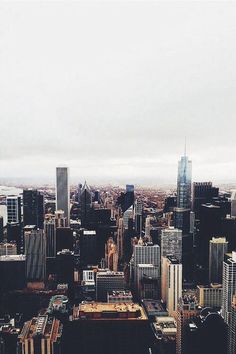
[222,215,236,252]
[0,255,26,292]
[198,204,222,268]
[192,182,219,220]
[164,196,177,213]
[80,182,92,227]
[56,250,74,296]
[0,217,3,242]
[56,227,73,252]
[174,208,190,234]
[117,185,135,213]
[23,189,44,229]
[80,230,97,267]
[185,308,227,354]
[7,223,22,253]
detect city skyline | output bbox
[0,2,236,183]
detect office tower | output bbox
[222,215,236,252]
[0,242,17,256]
[134,199,142,235]
[192,182,219,219]
[70,303,149,354]
[0,255,26,292]
[80,230,97,266]
[0,216,3,242]
[117,185,135,213]
[173,207,190,234]
[209,237,228,284]
[176,295,200,354]
[222,252,236,324]
[123,206,133,229]
[105,237,118,272]
[198,204,222,267]
[56,166,70,222]
[80,181,92,227]
[231,190,236,217]
[56,227,73,252]
[160,227,182,262]
[96,270,125,301]
[6,196,21,224]
[164,196,177,213]
[7,222,22,252]
[117,217,124,260]
[18,315,63,354]
[136,264,159,299]
[144,215,152,241]
[23,189,44,229]
[228,295,236,354]
[55,209,67,228]
[24,229,46,282]
[77,183,83,204]
[44,219,56,257]
[56,249,74,290]
[133,243,160,267]
[161,256,182,316]
[177,153,192,209]
[197,284,223,308]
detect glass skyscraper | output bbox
[56,166,70,222]
[177,155,192,209]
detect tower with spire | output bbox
[177,139,192,209]
[80,181,92,227]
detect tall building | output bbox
[55,209,67,228]
[23,189,44,229]
[6,196,21,224]
[24,229,46,282]
[80,181,92,227]
[228,294,236,354]
[231,190,236,217]
[161,256,182,316]
[144,215,152,241]
[7,222,22,252]
[134,199,142,236]
[56,166,70,222]
[44,219,56,257]
[117,217,124,260]
[0,255,26,292]
[123,206,133,229]
[197,284,223,308]
[80,230,97,266]
[209,237,228,284]
[133,243,160,268]
[18,315,63,354]
[56,227,73,252]
[136,264,159,299]
[222,252,236,324]
[192,182,219,220]
[105,237,118,272]
[0,216,3,242]
[177,153,192,209]
[160,227,182,262]
[96,270,125,301]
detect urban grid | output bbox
[0,154,236,354]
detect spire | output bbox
[184,136,187,157]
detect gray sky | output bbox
[0,1,236,185]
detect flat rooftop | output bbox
[77,302,147,320]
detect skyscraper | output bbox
[228,294,236,354]
[6,196,21,224]
[177,152,192,209]
[56,166,70,222]
[23,189,44,229]
[24,229,46,282]
[160,227,182,262]
[80,181,92,227]
[192,182,219,220]
[134,199,142,236]
[222,252,236,324]
[209,237,228,284]
[161,255,182,316]
[44,218,56,257]
[231,190,236,217]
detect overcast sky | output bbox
[0,1,236,185]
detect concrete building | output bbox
[197,284,222,308]
[6,196,21,224]
[96,270,125,301]
[56,166,70,222]
[222,252,236,324]
[160,227,182,262]
[209,237,228,284]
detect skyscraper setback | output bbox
[177,153,192,209]
[56,166,70,222]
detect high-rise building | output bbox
[231,190,236,217]
[222,216,236,252]
[7,222,22,252]
[160,227,182,262]
[0,255,26,292]
[123,206,133,229]
[56,166,70,222]
[197,284,223,308]
[144,216,152,242]
[192,182,219,220]
[136,264,159,299]
[96,270,125,301]
[222,252,236,324]
[44,218,56,257]
[80,230,97,266]
[134,199,142,236]
[228,294,236,354]
[0,216,3,242]
[105,237,118,272]
[23,189,44,229]
[56,227,73,252]
[24,229,46,282]
[6,196,21,224]
[18,315,63,354]
[177,154,192,209]
[133,243,160,268]
[55,209,67,228]
[161,255,182,316]
[56,249,74,291]
[117,217,124,260]
[80,181,92,227]
[209,237,228,284]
